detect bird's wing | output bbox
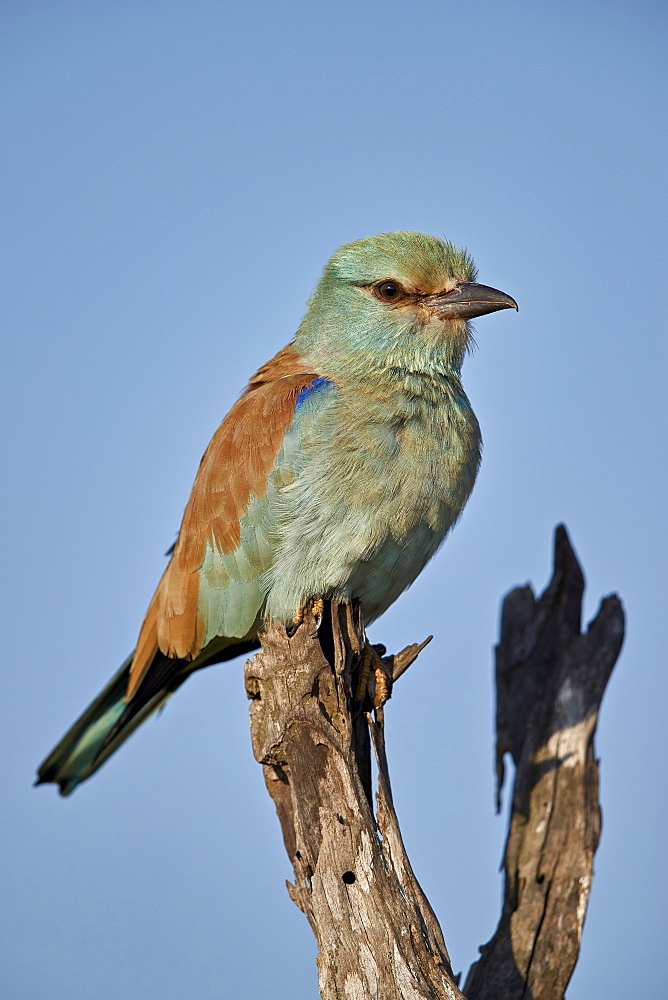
[127,343,320,699]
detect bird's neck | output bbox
[295,318,469,394]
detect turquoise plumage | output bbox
[36,231,516,794]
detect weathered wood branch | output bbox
[464,525,624,999]
[245,602,463,1000]
[245,526,624,999]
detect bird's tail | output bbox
[35,637,260,796]
[35,653,176,795]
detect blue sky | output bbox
[2,2,666,997]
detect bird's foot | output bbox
[356,642,393,711]
[286,597,325,637]
[312,596,325,629]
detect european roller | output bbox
[37,231,516,795]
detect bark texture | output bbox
[245,526,624,1000]
[464,525,624,999]
[245,602,463,1000]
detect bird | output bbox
[36,231,517,795]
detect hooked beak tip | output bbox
[430,282,518,321]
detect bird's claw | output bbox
[355,643,393,711]
[287,597,325,637]
[312,597,325,629]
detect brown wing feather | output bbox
[127,343,316,699]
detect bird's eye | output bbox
[373,280,406,303]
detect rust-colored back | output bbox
[127,343,317,698]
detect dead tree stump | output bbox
[244,526,624,1000]
[464,526,624,998]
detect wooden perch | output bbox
[244,526,624,1000]
[245,602,462,1000]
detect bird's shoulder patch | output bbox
[295,375,335,410]
[127,343,319,697]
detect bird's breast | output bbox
[265,373,481,623]
[334,378,481,534]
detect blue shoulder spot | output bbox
[295,376,334,410]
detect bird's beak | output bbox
[427,282,518,320]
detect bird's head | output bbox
[296,231,516,377]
